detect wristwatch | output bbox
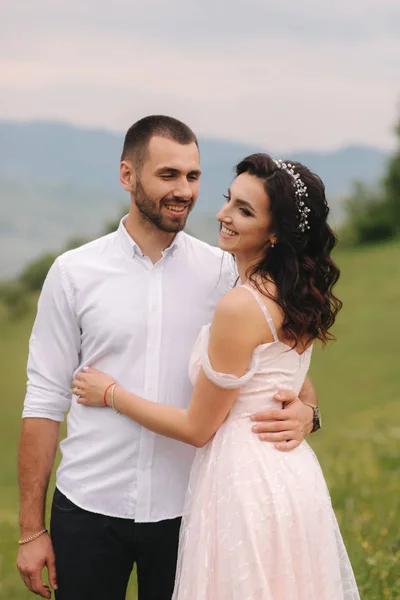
[304,403,321,433]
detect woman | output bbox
[73,154,360,599]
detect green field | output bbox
[1,241,399,599]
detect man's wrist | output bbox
[18,528,48,545]
[19,520,46,538]
[302,403,314,435]
[302,402,321,434]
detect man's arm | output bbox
[17,258,80,598]
[17,419,59,599]
[299,376,318,407]
[18,419,60,538]
[250,376,318,451]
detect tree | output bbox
[0,281,30,319]
[17,237,88,294]
[64,236,88,251]
[19,253,57,292]
[343,182,395,245]
[383,116,400,233]
[342,111,400,246]
[103,207,129,235]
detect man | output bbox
[17,116,319,600]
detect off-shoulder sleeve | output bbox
[194,325,260,389]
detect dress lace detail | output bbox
[173,288,360,599]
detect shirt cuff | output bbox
[23,392,71,422]
[22,407,65,422]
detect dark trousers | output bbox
[51,488,181,600]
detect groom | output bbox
[17,115,319,600]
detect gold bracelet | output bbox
[18,529,48,545]
[111,384,120,414]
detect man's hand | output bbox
[250,390,314,451]
[17,532,57,599]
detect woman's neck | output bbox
[234,253,263,285]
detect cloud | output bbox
[1,0,399,150]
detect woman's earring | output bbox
[271,240,275,248]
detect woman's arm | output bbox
[74,289,265,447]
[111,369,236,448]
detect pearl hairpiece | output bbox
[273,159,311,233]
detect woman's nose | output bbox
[217,205,232,222]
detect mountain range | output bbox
[0,120,390,277]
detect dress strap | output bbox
[241,285,279,342]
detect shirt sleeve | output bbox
[22,257,81,421]
[226,253,238,288]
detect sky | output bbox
[1,0,399,151]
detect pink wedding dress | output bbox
[172,285,360,600]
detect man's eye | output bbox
[223,194,230,202]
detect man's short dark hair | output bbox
[121,115,198,165]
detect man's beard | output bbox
[134,179,192,233]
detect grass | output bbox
[0,240,399,598]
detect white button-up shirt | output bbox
[23,218,236,522]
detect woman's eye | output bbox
[239,208,252,217]
[223,194,230,202]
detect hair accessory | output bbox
[273,159,311,232]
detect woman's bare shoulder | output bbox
[212,287,270,347]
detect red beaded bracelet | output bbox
[103,383,115,406]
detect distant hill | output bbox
[0,120,390,276]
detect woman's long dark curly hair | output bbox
[236,153,342,346]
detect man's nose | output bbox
[174,179,193,201]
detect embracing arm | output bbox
[297,376,318,434]
[76,289,262,448]
[299,376,318,406]
[250,376,318,451]
[112,370,237,448]
[274,376,318,435]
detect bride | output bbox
[73,153,360,599]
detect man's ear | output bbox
[120,160,137,193]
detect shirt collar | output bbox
[117,215,184,259]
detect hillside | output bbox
[0,120,390,276]
[0,240,399,598]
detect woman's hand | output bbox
[72,367,116,407]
